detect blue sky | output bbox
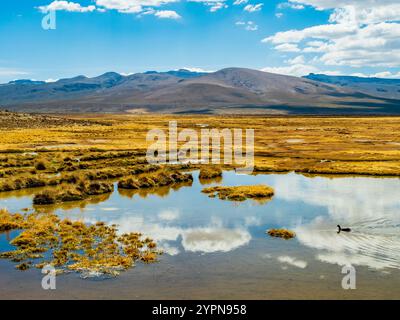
[0,0,399,83]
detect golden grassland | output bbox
[1,114,399,178]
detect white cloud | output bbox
[244,3,263,12]
[263,23,358,44]
[287,55,305,64]
[350,72,368,77]
[38,1,96,13]
[262,64,320,77]
[181,67,215,73]
[275,12,283,18]
[263,0,400,69]
[233,0,248,5]
[153,9,181,19]
[209,2,228,12]
[236,20,258,31]
[274,43,301,52]
[39,0,184,17]
[371,71,400,79]
[0,68,29,77]
[188,0,228,12]
[95,0,179,14]
[278,2,305,10]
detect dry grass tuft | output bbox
[33,181,114,205]
[202,185,274,202]
[267,228,296,239]
[118,170,193,190]
[199,166,223,180]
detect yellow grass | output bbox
[0,209,160,276]
[202,185,274,202]
[267,229,296,239]
[1,114,399,179]
[199,166,223,180]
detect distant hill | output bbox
[304,73,400,100]
[1,68,399,115]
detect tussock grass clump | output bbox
[0,210,160,276]
[32,191,57,205]
[202,185,274,202]
[33,181,114,205]
[118,170,193,190]
[0,209,26,231]
[267,229,296,239]
[0,167,130,193]
[81,181,114,195]
[199,166,223,180]
[0,176,47,192]
[34,160,48,171]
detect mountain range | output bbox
[1,68,399,115]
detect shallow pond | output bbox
[1,171,400,299]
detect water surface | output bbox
[1,171,400,299]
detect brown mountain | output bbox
[1,68,399,115]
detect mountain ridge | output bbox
[1,68,399,115]
[304,73,400,100]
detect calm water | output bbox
[1,171,400,299]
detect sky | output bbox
[0,0,399,83]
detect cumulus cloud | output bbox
[263,1,400,69]
[38,0,183,18]
[263,23,358,44]
[143,8,181,18]
[38,1,96,13]
[155,10,181,19]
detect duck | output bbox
[337,225,351,233]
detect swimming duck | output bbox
[337,225,351,233]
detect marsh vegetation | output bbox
[267,229,296,240]
[0,113,399,286]
[0,209,160,276]
[202,185,274,202]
